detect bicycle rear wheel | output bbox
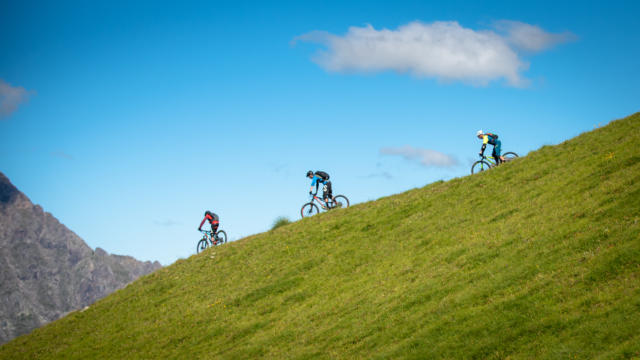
[301,203,320,218]
[333,195,349,209]
[215,230,227,245]
[196,238,209,253]
[503,152,519,161]
[471,160,491,174]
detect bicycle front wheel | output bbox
[301,203,320,218]
[215,230,227,245]
[503,152,519,162]
[471,160,491,174]
[333,195,350,209]
[196,238,209,253]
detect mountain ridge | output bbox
[0,171,162,344]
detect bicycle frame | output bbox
[471,151,518,175]
[483,154,515,166]
[482,155,499,167]
[310,193,334,208]
[301,192,349,218]
[199,230,217,245]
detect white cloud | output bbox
[294,20,573,86]
[0,79,32,118]
[380,146,458,168]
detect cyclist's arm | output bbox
[479,135,488,155]
[198,217,206,231]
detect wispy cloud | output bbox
[380,146,458,168]
[294,20,573,87]
[51,151,74,160]
[154,220,181,227]
[363,171,394,180]
[494,20,576,52]
[0,79,33,118]
[269,162,288,173]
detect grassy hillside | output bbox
[2,113,639,359]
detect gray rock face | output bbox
[0,172,162,344]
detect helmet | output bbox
[204,210,212,217]
[477,130,484,136]
[306,170,313,177]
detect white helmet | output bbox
[477,130,484,136]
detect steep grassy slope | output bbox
[2,113,639,359]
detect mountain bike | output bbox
[300,193,350,218]
[471,152,519,174]
[196,229,228,253]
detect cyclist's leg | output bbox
[212,221,220,242]
[496,140,505,162]
[493,140,502,164]
[325,181,334,205]
[322,183,329,206]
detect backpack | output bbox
[314,171,330,181]
[486,132,499,140]
[205,211,218,221]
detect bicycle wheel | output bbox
[471,160,491,174]
[301,203,320,218]
[196,238,209,253]
[503,152,519,162]
[333,195,350,209]
[215,230,227,245]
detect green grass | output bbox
[271,216,292,230]
[2,113,640,359]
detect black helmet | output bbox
[306,170,313,177]
[204,210,213,217]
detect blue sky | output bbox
[1,0,638,265]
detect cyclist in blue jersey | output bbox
[306,170,335,208]
[477,130,505,165]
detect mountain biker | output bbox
[198,210,219,237]
[306,170,335,208]
[477,130,505,164]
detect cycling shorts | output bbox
[323,181,333,199]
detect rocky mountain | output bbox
[0,171,162,344]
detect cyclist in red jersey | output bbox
[198,210,219,234]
